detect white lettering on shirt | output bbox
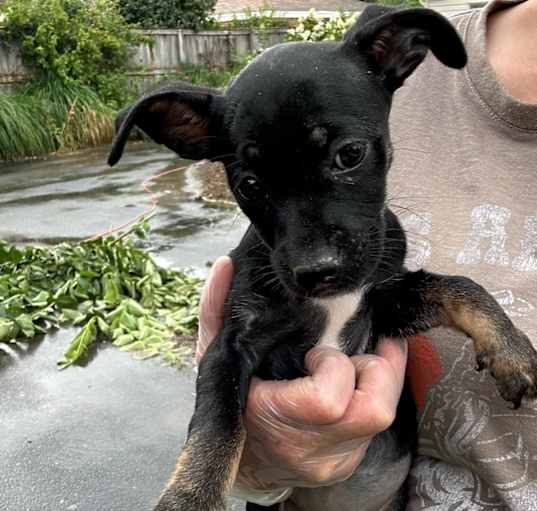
[456,203,511,267]
[401,212,433,271]
[512,215,537,273]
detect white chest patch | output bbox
[314,289,365,350]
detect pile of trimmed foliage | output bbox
[0,224,202,368]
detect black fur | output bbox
[108,6,537,511]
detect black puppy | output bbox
[108,6,537,511]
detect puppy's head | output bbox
[109,6,466,298]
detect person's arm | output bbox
[197,256,408,507]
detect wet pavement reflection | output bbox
[0,142,248,272]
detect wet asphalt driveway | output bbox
[0,144,248,511]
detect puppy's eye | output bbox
[235,177,268,203]
[334,142,366,171]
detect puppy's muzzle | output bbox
[292,256,343,295]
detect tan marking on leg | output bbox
[224,426,247,496]
[443,304,501,354]
[156,426,247,511]
[440,294,537,407]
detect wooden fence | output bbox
[0,29,288,91]
[0,40,31,89]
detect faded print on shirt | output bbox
[400,202,537,509]
[387,1,537,508]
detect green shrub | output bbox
[118,0,217,30]
[225,5,288,30]
[0,78,114,161]
[0,92,57,160]
[172,64,237,89]
[285,3,424,44]
[0,0,143,108]
[25,78,115,151]
[286,9,359,43]
[170,51,255,88]
[378,0,424,7]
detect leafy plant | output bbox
[118,0,217,30]
[0,222,202,368]
[0,77,115,160]
[0,91,57,160]
[25,78,116,150]
[0,0,144,108]
[286,9,359,43]
[225,4,288,30]
[376,0,424,7]
[285,3,424,44]
[166,53,254,89]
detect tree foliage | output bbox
[286,9,358,43]
[285,1,422,44]
[225,5,288,30]
[0,0,144,108]
[118,0,217,30]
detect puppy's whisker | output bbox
[226,159,243,170]
[265,275,284,293]
[250,268,278,284]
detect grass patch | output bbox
[0,222,202,369]
[0,78,116,161]
[175,64,238,89]
[0,59,249,161]
[25,79,116,151]
[0,91,58,160]
[159,53,255,90]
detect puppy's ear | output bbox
[108,83,228,166]
[343,6,467,91]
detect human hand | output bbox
[197,256,408,495]
[196,256,234,365]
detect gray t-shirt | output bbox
[388,0,537,508]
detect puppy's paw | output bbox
[475,329,537,409]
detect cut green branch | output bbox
[0,223,202,369]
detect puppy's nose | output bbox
[292,261,340,293]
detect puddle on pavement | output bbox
[0,329,199,511]
[0,142,248,274]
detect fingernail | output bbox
[203,257,229,289]
[213,255,232,276]
[378,337,408,355]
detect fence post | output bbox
[178,29,186,65]
[248,29,255,53]
[227,32,232,67]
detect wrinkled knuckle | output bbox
[315,390,348,423]
[334,452,366,483]
[330,466,357,484]
[303,464,337,485]
[312,357,355,423]
[368,356,392,374]
[370,397,396,431]
[332,350,352,364]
